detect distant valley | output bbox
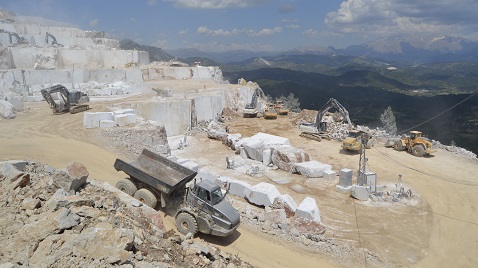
[121,36,478,154]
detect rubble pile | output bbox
[0,160,252,267]
[433,141,477,159]
[235,199,383,267]
[95,119,171,161]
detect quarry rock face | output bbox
[0,160,252,267]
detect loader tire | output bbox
[412,145,425,157]
[134,188,158,208]
[394,141,404,151]
[115,178,137,196]
[176,212,198,236]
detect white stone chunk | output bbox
[292,161,332,178]
[352,185,371,201]
[196,169,220,182]
[114,114,128,126]
[262,149,272,166]
[126,113,136,124]
[335,185,352,194]
[245,182,280,207]
[338,168,353,187]
[228,179,251,198]
[83,112,114,129]
[323,170,337,180]
[99,120,115,128]
[275,194,298,213]
[122,108,136,115]
[0,100,16,119]
[296,197,321,223]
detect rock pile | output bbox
[0,160,252,267]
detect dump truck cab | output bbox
[176,179,240,237]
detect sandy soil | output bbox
[1,81,477,267]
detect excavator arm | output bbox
[315,98,353,131]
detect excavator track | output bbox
[299,132,323,142]
[69,105,89,114]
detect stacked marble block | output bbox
[83,108,136,129]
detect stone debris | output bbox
[227,179,252,198]
[0,100,16,119]
[323,170,337,180]
[296,197,321,223]
[351,185,371,201]
[291,160,332,178]
[271,145,310,172]
[97,119,171,160]
[245,182,281,207]
[0,160,252,267]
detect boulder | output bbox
[207,121,227,142]
[351,185,371,201]
[292,161,332,178]
[323,169,337,180]
[296,197,321,223]
[50,162,89,192]
[271,145,310,172]
[245,182,280,207]
[0,100,16,119]
[273,194,298,217]
[228,179,252,198]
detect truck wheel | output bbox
[115,178,137,196]
[412,145,425,157]
[394,141,404,151]
[176,212,198,235]
[134,188,158,208]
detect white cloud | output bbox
[89,18,99,27]
[303,29,319,37]
[178,29,188,35]
[197,26,281,37]
[147,0,157,6]
[173,0,268,9]
[325,0,478,38]
[286,24,300,29]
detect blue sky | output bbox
[1,0,478,52]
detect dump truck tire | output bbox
[134,188,158,208]
[115,178,137,196]
[394,140,404,151]
[412,145,425,157]
[176,212,198,235]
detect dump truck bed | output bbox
[114,149,197,195]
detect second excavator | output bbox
[299,98,353,141]
[41,84,90,114]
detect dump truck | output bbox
[342,130,375,151]
[114,149,240,237]
[41,84,89,114]
[393,130,436,157]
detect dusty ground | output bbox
[1,80,477,267]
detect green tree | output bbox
[278,93,301,113]
[380,106,397,135]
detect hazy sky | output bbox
[1,0,478,51]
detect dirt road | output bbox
[1,86,477,267]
